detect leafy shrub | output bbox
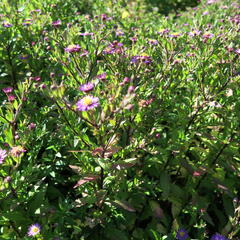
[0,0,240,239]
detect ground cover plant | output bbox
[0,0,240,239]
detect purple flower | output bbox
[79,32,94,36]
[2,87,13,94]
[8,95,15,102]
[52,19,61,27]
[80,50,89,57]
[23,19,32,26]
[64,44,81,53]
[235,49,240,54]
[169,32,182,38]
[31,9,41,14]
[130,37,138,43]
[115,29,124,36]
[10,146,26,157]
[131,55,152,65]
[103,41,124,55]
[147,39,158,45]
[202,32,214,39]
[19,54,29,60]
[127,86,135,94]
[211,233,228,240]
[2,22,13,27]
[28,122,36,130]
[34,76,41,82]
[76,96,99,111]
[3,176,11,183]
[27,223,41,236]
[96,73,107,81]
[79,83,94,92]
[176,229,189,240]
[207,0,217,4]
[157,28,169,35]
[188,30,201,37]
[0,149,7,164]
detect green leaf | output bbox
[105,228,128,240]
[29,190,46,214]
[95,158,111,170]
[223,195,234,217]
[149,200,164,219]
[113,200,136,212]
[111,158,137,170]
[202,213,214,226]
[171,202,182,218]
[160,172,170,199]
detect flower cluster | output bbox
[131,55,152,64]
[103,41,124,55]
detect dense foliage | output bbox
[0,0,240,239]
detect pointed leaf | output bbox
[73,175,99,188]
[113,200,136,212]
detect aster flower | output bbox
[211,233,227,240]
[23,19,32,26]
[28,122,36,130]
[34,76,41,82]
[96,73,107,81]
[0,149,7,164]
[76,96,99,111]
[7,95,15,102]
[131,55,152,64]
[79,32,94,36]
[10,146,26,157]
[27,223,41,237]
[103,41,124,55]
[202,32,214,39]
[79,82,94,92]
[80,49,89,57]
[64,44,81,53]
[188,30,201,37]
[207,0,217,4]
[2,22,13,27]
[115,29,124,36]
[19,54,29,60]
[130,37,138,43]
[169,32,182,38]
[52,19,61,27]
[157,28,169,35]
[147,39,158,45]
[2,87,13,94]
[176,229,189,240]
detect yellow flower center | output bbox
[32,227,39,233]
[83,96,93,106]
[179,231,185,237]
[68,44,76,49]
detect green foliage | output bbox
[144,0,199,14]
